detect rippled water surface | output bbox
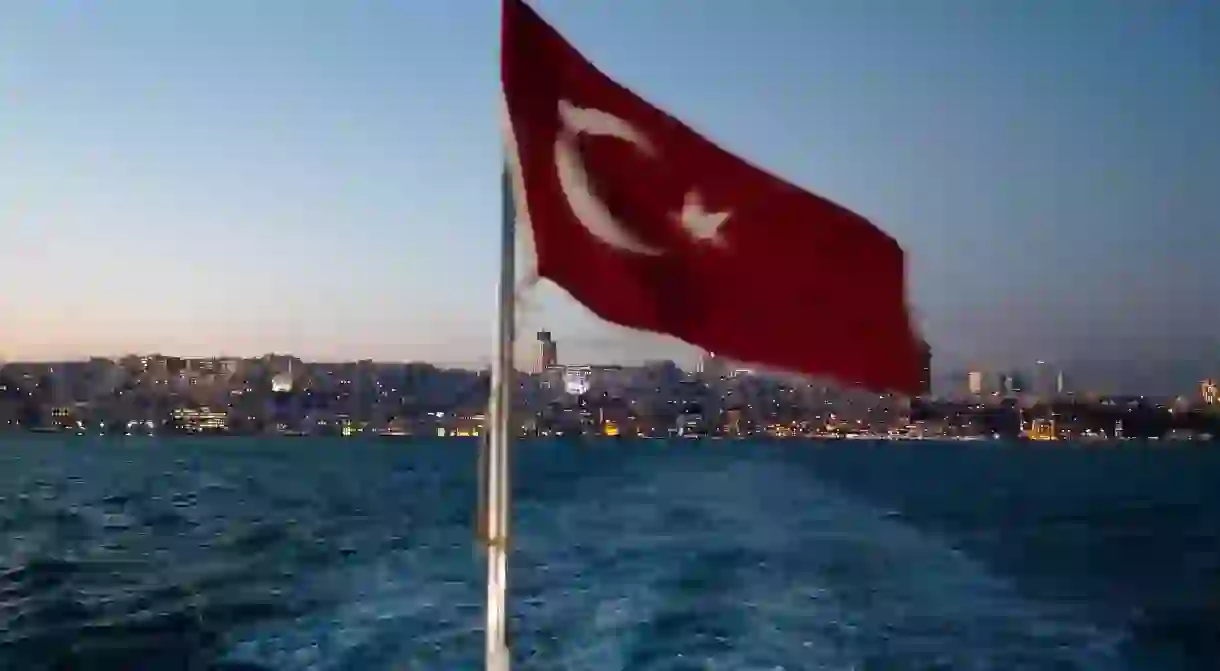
[1,437,1218,670]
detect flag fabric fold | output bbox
[501,0,923,395]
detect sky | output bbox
[2,0,1217,375]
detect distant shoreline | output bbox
[2,430,1215,445]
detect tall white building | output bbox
[967,370,985,395]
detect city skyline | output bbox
[2,349,1217,443]
[2,0,1217,369]
[1,347,1216,399]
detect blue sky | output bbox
[2,0,1216,371]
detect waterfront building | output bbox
[171,407,228,433]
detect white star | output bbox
[675,190,731,245]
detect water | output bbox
[0,437,1217,670]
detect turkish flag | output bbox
[501,0,924,395]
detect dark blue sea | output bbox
[0,437,1217,670]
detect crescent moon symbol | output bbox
[554,100,665,256]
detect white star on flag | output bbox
[676,190,731,244]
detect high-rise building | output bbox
[1004,372,1024,395]
[1203,379,1218,405]
[697,351,724,379]
[1033,360,1057,398]
[917,340,932,396]
[536,330,558,373]
[967,370,985,395]
[1056,370,1068,396]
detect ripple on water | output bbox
[1,439,1215,670]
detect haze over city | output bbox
[2,0,1217,382]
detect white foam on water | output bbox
[523,458,1128,671]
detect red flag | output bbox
[501,0,925,395]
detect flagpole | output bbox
[484,165,517,671]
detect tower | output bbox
[917,339,932,397]
[536,330,557,373]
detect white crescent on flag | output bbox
[553,100,666,256]
[554,100,732,252]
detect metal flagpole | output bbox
[484,165,517,671]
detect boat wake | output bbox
[221,455,1125,670]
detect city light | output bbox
[0,354,1215,441]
